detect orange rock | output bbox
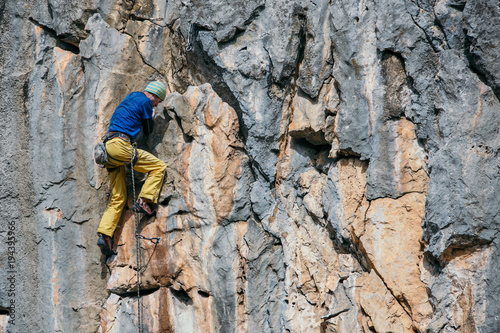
[336,118,433,331]
[355,271,414,332]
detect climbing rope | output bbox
[130,143,143,333]
[129,144,163,332]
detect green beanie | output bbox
[145,81,166,101]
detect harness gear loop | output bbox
[130,142,143,333]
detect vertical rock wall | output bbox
[0,0,499,332]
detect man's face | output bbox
[152,95,162,107]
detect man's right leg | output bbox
[131,148,166,216]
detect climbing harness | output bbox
[106,131,132,142]
[186,23,195,52]
[94,132,137,169]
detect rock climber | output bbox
[97,81,167,257]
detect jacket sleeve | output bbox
[141,98,154,135]
[142,117,154,135]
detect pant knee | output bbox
[110,194,127,208]
[159,161,166,174]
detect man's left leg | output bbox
[97,164,127,256]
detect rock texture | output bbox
[0,0,499,332]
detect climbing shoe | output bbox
[97,234,116,257]
[132,197,156,217]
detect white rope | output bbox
[130,143,142,333]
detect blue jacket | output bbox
[108,92,154,140]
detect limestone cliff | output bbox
[1,0,499,332]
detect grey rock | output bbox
[197,28,281,182]
[296,0,334,99]
[250,178,275,221]
[323,167,352,253]
[423,50,500,260]
[464,0,500,99]
[207,224,240,333]
[434,0,467,50]
[328,0,373,158]
[244,219,288,333]
[485,241,500,332]
[187,0,265,43]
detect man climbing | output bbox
[97,81,167,257]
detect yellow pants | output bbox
[97,138,166,237]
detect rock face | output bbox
[0,0,499,332]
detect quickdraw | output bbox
[136,234,161,244]
[186,23,195,52]
[133,234,161,274]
